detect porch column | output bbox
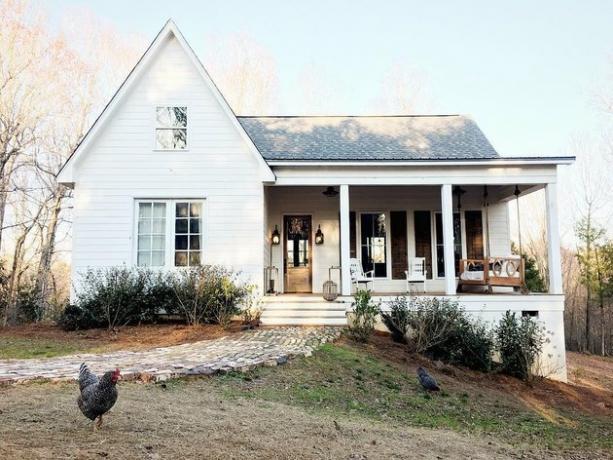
[441,184,456,295]
[546,183,563,294]
[340,184,351,296]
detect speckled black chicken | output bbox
[77,363,120,430]
[417,366,440,392]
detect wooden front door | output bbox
[284,215,312,293]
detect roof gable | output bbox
[237,115,500,162]
[57,20,275,184]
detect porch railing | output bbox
[457,257,525,293]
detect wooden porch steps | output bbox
[261,295,349,326]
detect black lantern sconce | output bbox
[453,186,466,211]
[271,225,281,245]
[314,225,324,245]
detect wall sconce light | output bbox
[271,225,280,245]
[314,225,324,245]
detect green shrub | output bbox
[453,316,494,372]
[524,255,546,293]
[15,282,42,324]
[59,265,248,330]
[496,311,546,380]
[380,296,410,343]
[59,266,173,330]
[57,303,99,331]
[169,265,246,327]
[213,274,247,329]
[396,297,494,372]
[347,289,380,342]
[59,266,165,329]
[241,284,263,329]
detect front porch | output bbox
[263,183,562,298]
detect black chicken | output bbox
[417,366,440,392]
[77,363,121,430]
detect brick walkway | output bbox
[0,327,341,384]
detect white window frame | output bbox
[134,199,204,267]
[356,211,392,280]
[153,106,188,151]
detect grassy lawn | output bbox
[0,336,90,359]
[1,332,612,459]
[211,341,612,452]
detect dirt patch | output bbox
[0,381,585,460]
[568,352,613,392]
[0,322,242,355]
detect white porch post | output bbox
[340,184,351,296]
[546,183,563,294]
[441,184,456,295]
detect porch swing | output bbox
[457,186,526,293]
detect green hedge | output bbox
[58,265,247,330]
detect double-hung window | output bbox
[155,106,187,150]
[136,200,202,267]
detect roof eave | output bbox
[265,157,576,167]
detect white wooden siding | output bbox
[71,35,264,293]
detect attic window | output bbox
[155,106,187,150]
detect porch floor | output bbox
[265,290,529,298]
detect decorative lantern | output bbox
[323,266,340,301]
[453,186,466,211]
[322,186,339,197]
[314,225,324,245]
[271,225,280,245]
[264,265,279,295]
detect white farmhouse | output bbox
[58,21,573,381]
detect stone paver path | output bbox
[0,327,341,384]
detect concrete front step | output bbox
[263,295,348,304]
[262,303,347,311]
[261,295,350,326]
[262,308,346,318]
[260,316,348,326]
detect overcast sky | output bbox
[48,0,612,158]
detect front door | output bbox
[284,215,312,293]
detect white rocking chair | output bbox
[349,258,375,292]
[405,257,427,294]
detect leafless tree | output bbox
[0,0,142,324]
[370,63,432,114]
[202,33,280,115]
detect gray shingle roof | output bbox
[237,115,500,161]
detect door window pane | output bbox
[285,216,310,268]
[360,213,387,278]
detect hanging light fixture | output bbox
[483,185,491,258]
[271,225,280,245]
[322,186,339,197]
[453,186,466,211]
[314,225,324,245]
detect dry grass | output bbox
[0,333,612,459]
[0,381,579,460]
[0,323,241,359]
